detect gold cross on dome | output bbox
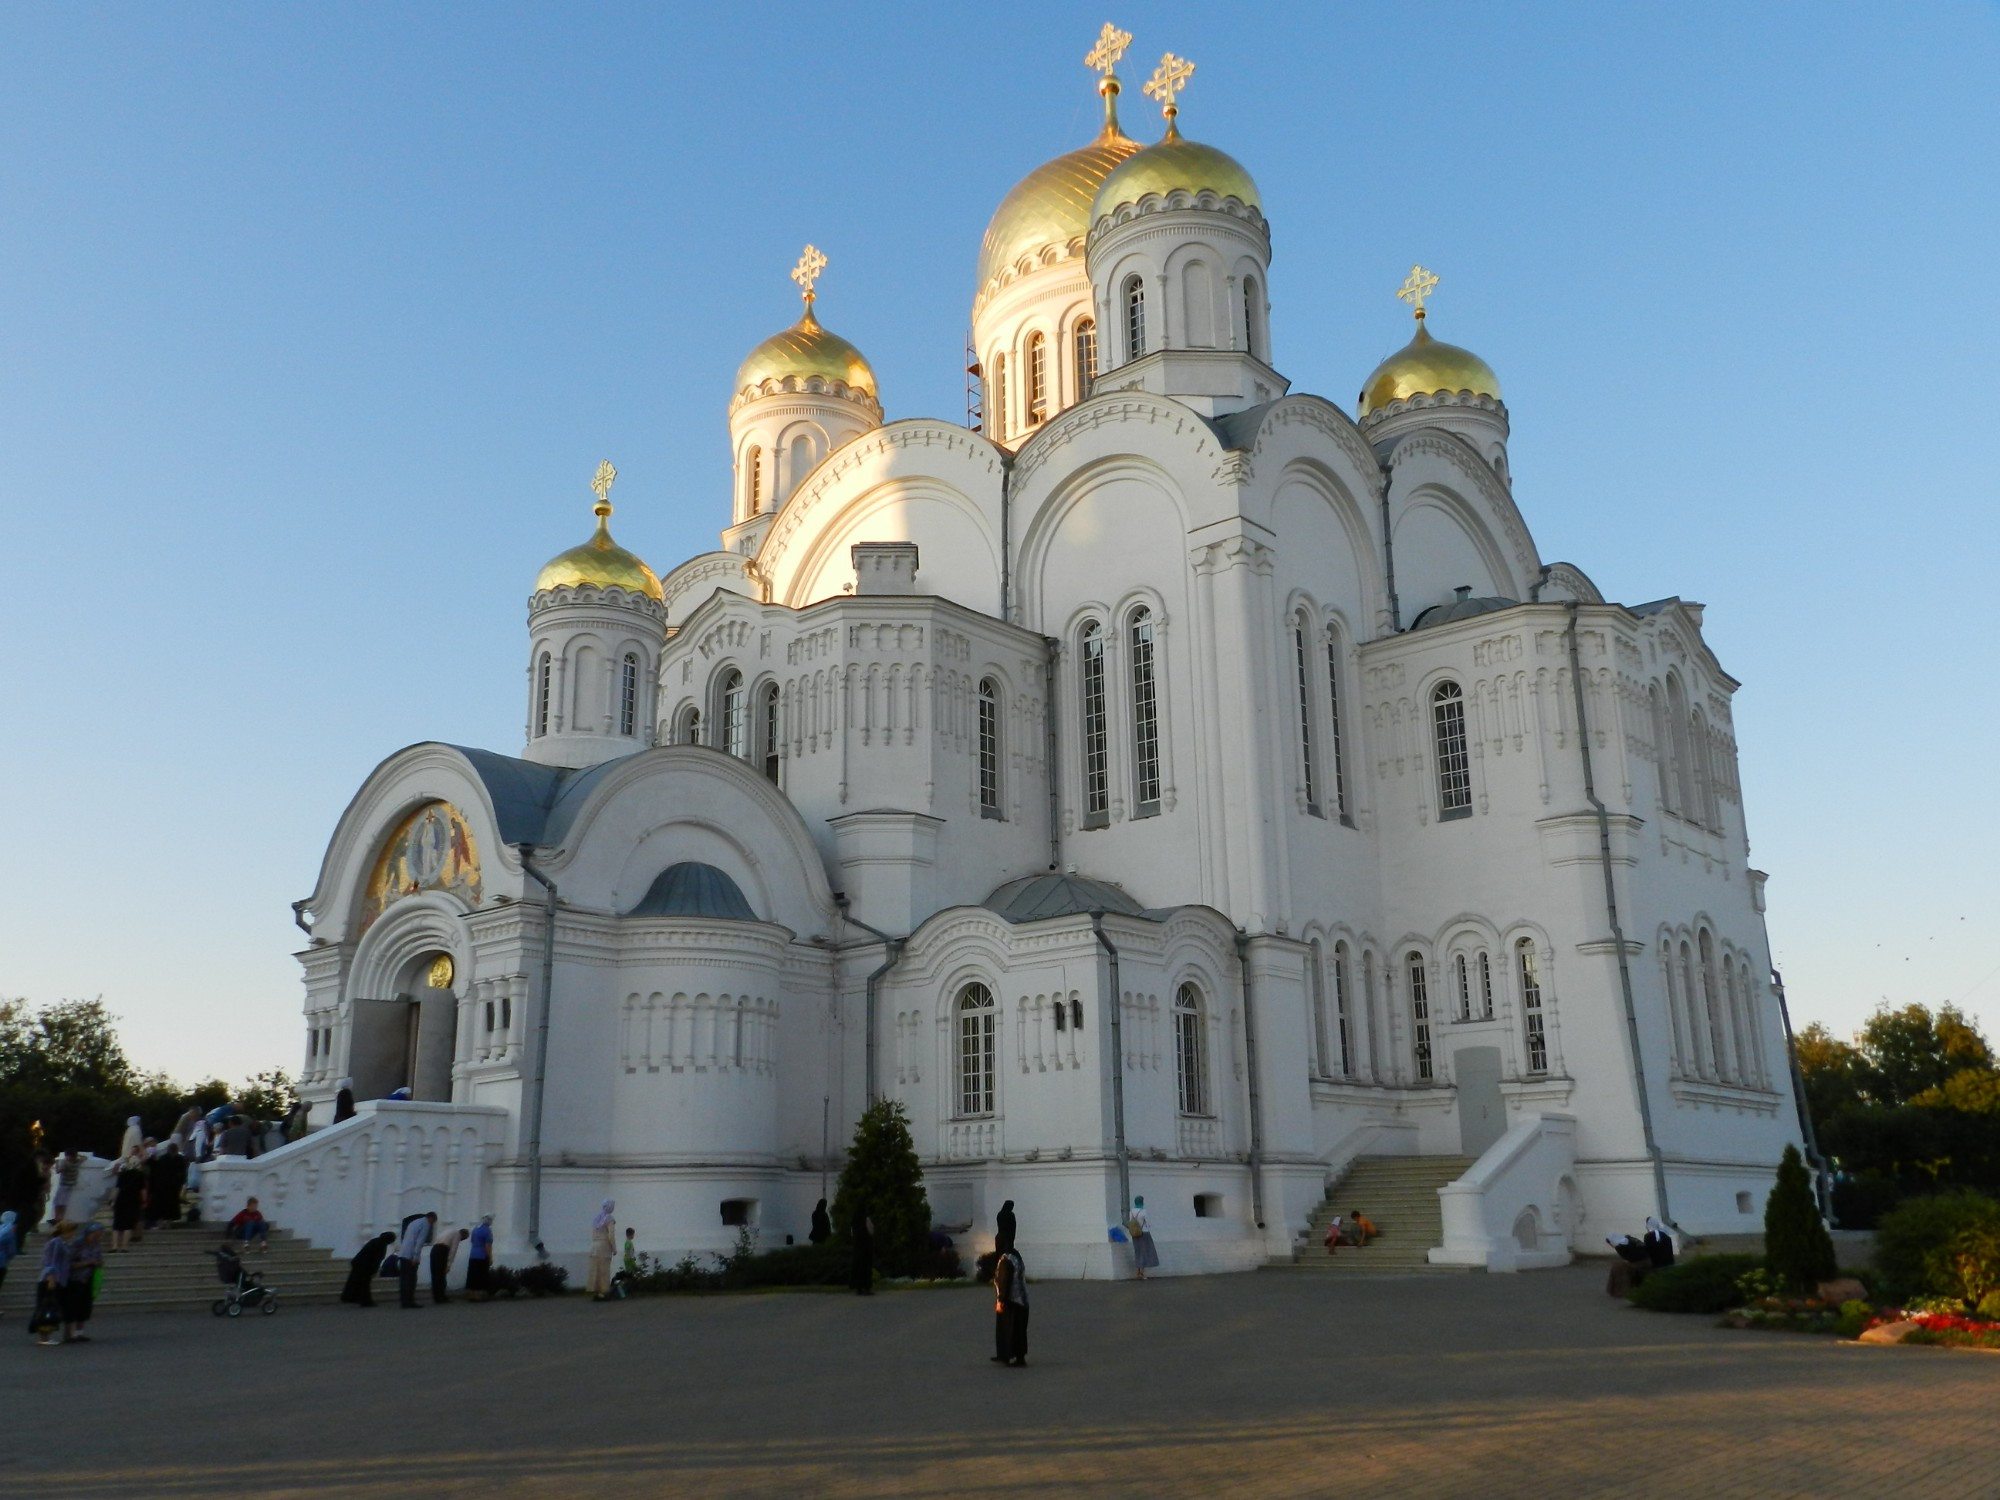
[1143,52,1195,120]
[791,244,828,305]
[591,459,617,507]
[1397,265,1441,320]
[1085,22,1132,77]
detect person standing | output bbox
[464,1215,494,1301]
[1127,1196,1158,1280]
[66,1222,104,1342]
[334,1079,356,1123]
[341,1231,395,1307]
[48,1151,82,1227]
[0,1211,18,1293]
[996,1199,1017,1249]
[397,1212,435,1309]
[110,1151,147,1251]
[849,1207,874,1295]
[31,1221,74,1346]
[117,1117,143,1161]
[992,1227,1029,1367]
[430,1227,466,1304]
[808,1198,832,1245]
[587,1202,616,1300]
[146,1141,186,1234]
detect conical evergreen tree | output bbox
[1764,1142,1836,1291]
[830,1098,931,1277]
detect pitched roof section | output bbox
[626,862,758,921]
[983,872,1155,923]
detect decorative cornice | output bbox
[1358,388,1509,430]
[728,377,882,419]
[527,584,667,622]
[1010,392,1218,495]
[1087,191,1268,243]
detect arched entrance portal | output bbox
[349,951,460,1103]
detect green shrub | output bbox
[1872,1191,2000,1301]
[1628,1253,1765,1314]
[731,1240,851,1288]
[1925,1222,2000,1311]
[1765,1144,1837,1290]
[830,1099,932,1278]
[1835,1299,1872,1338]
[515,1262,569,1297]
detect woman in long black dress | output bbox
[809,1199,831,1245]
[110,1153,147,1251]
[848,1208,873,1295]
[340,1231,395,1307]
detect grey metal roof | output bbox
[626,862,758,921]
[1410,587,1520,631]
[983,873,1154,924]
[442,745,624,850]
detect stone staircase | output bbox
[0,1224,350,1315]
[1266,1155,1476,1274]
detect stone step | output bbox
[2,1225,352,1314]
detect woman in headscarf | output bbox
[110,1148,147,1251]
[333,1078,356,1123]
[996,1199,1016,1249]
[991,1219,1029,1367]
[465,1215,495,1300]
[65,1222,103,1341]
[587,1201,616,1300]
[146,1141,186,1233]
[31,1221,73,1346]
[1642,1216,1676,1269]
[341,1230,395,1307]
[169,1106,202,1156]
[117,1117,142,1161]
[809,1198,832,1245]
[1127,1196,1158,1280]
[848,1206,874,1295]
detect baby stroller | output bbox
[210,1246,279,1318]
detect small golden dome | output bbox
[977,91,1142,291]
[1090,123,1261,222]
[735,306,876,400]
[1357,320,1502,418]
[534,502,663,601]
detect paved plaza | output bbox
[4,1265,1996,1498]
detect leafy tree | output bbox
[236,1069,296,1120]
[0,998,134,1093]
[1914,1068,2000,1116]
[829,1098,931,1278]
[1764,1143,1837,1291]
[1795,1022,1865,1122]
[1855,1004,1991,1107]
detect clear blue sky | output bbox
[3,3,1995,1083]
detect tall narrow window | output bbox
[1454,952,1472,1022]
[1080,621,1109,827]
[1174,983,1209,1115]
[1129,607,1160,815]
[1518,939,1548,1075]
[1666,675,1697,817]
[788,435,814,498]
[1123,276,1146,360]
[1331,941,1353,1077]
[747,446,764,512]
[990,353,1008,442]
[535,652,552,738]
[719,670,747,758]
[760,683,781,783]
[977,677,1002,818]
[1242,274,1260,359]
[1408,952,1434,1081]
[620,654,640,737]
[1026,331,1048,425]
[1363,951,1381,1081]
[1681,941,1707,1077]
[1074,317,1097,396]
[1478,950,1494,1020]
[1650,685,1678,815]
[1294,617,1318,814]
[957,983,996,1116]
[1309,940,1331,1076]
[1699,931,1731,1082]
[676,704,701,745]
[1325,628,1348,817]
[1432,681,1472,818]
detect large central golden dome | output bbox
[976,93,1141,294]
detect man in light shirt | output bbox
[398,1212,436,1309]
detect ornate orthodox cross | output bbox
[1085,22,1132,77]
[1397,265,1440,321]
[791,244,828,306]
[1143,52,1195,123]
[592,459,617,509]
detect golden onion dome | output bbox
[976,87,1142,292]
[735,305,876,400]
[1357,319,1502,418]
[534,500,663,601]
[1090,121,1261,222]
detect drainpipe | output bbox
[1234,930,1267,1231]
[1089,912,1131,1223]
[1379,468,1402,632]
[1770,965,1832,1219]
[1563,604,1674,1230]
[835,894,903,1106]
[515,845,559,1260]
[1000,455,1013,622]
[1043,635,1062,871]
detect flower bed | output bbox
[1872,1311,2000,1349]
[1720,1295,1869,1336]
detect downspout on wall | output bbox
[1234,930,1267,1231]
[1563,603,1674,1231]
[514,845,560,1259]
[835,894,903,1106]
[1089,912,1131,1223]
[1379,465,1402,632]
[1770,965,1833,1217]
[1044,635,1062,871]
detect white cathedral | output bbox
[230,35,1809,1275]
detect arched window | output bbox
[1174,983,1209,1115]
[990,353,1008,442]
[1325,626,1348,818]
[1309,939,1331,1076]
[1129,607,1160,816]
[1518,939,1548,1075]
[760,682,781,783]
[1079,620,1109,828]
[534,652,552,738]
[1071,997,1084,1030]
[1454,952,1472,1022]
[1665,676,1697,818]
[1432,681,1472,818]
[1182,260,1214,346]
[1478,950,1494,1020]
[1699,931,1731,1081]
[1026,331,1048,425]
[1362,950,1381,1081]
[1331,941,1353,1078]
[620,654,640,737]
[718,670,747,758]
[675,704,701,746]
[1662,940,1691,1073]
[1408,952,1434,1081]
[956,983,996,1116]
[977,677,1002,817]
[1293,615,1319,815]
[1073,318,1097,396]
[1242,274,1260,359]
[747,445,763,512]
[1649,685,1678,815]
[1123,276,1146,360]
[1681,940,1708,1078]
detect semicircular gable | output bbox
[1388,429,1541,596]
[660,551,754,626]
[771,478,1002,611]
[1016,454,1195,629]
